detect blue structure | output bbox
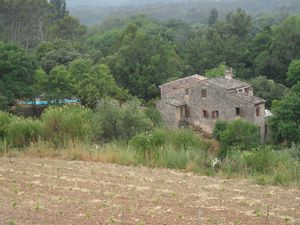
[19,99,80,105]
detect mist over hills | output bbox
[67,0,186,8]
[67,0,300,25]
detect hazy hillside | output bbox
[68,0,300,25]
[66,0,186,8]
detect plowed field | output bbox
[0,157,299,225]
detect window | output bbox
[203,110,208,118]
[180,107,184,119]
[185,106,190,118]
[235,107,241,116]
[245,88,249,94]
[180,106,190,119]
[212,111,219,119]
[256,107,260,117]
[201,89,207,98]
[185,88,190,96]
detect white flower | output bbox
[211,157,220,169]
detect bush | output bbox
[287,143,300,160]
[216,119,261,155]
[172,129,206,150]
[0,111,13,139]
[0,95,9,111]
[220,148,246,177]
[243,147,279,174]
[7,117,43,147]
[130,128,211,157]
[129,129,168,157]
[213,120,227,140]
[42,105,93,146]
[221,147,300,186]
[144,107,163,126]
[156,147,190,169]
[93,98,153,142]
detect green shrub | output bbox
[243,147,278,173]
[0,111,13,139]
[0,95,9,111]
[93,98,153,142]
[221,146,300,186]
[220,148,246,177]
[144,107,163,126]
[130,128,211,159]
[42,105,93,146]
[213,120,227,141]
[156,146,189,169]
[129,129,168,157]
[172,129,205,150]
[287,143,300,160]
[7,117,43,147]
[217,119,261,155]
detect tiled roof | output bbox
[161,98,186,107]
[159,75,206,89]
[207,77,250,90]
[230,92,265,104]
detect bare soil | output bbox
[0,157,299,225]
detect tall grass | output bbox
[7,117,43,148]
[42,105,94,146]
[220,147,300,186]
[130,128,211,157]
[0,111,13,139]
[22,141,142,166]
[129,128,214,173]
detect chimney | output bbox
[225,67,233,79]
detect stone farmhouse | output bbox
[156,69,270,139]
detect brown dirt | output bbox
[0,157,299,225]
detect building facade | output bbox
[156,70,268,139]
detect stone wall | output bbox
[157,78,266,139]
[156,101,180,128]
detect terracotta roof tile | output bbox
[207,77,250,90]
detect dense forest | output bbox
[0,0,300,145]
[68,0,300,25]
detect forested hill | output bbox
[67,0,185,8]
[1,0,300,144]
[68,0,300,25]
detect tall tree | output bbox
[45,65,74,102]
[226,8,252,38]
[186,28,252,78]
[254,16,300,84]
[270,82,300,144]
[249,76,288,108]
[0,0,51,49]
[105,26,183,100]
[36,40,81,73]
[287,60,300,86]
[47,16,87,40]
[69,59,126,109]
[50,0,67,19]
[208,8,218,26]
[0,42,37,109]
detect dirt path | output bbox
[0,157,299,225]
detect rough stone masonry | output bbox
[156,69,271,139]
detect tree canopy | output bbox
[0,42,37,109]
[270,82,300,144]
